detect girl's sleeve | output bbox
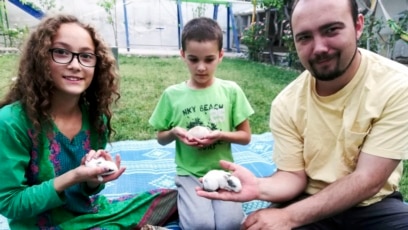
[0,105,65,219]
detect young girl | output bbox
[0,14,176,229]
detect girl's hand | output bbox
[80,150,126,186]
[54,151,126,193]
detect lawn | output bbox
[0,54,298,140]
[0,53,407,201]
[114,55,298,140]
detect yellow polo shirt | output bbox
[270,48,408,206]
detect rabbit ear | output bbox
[223,173,230,180]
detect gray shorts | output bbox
[175,175,245,230]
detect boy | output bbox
[149,17,254,229]
[197,0,408,229]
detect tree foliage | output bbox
[257,0,286,10]
[97,0,118,47]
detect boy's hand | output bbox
[172,127,200,146]
[185,126,222,147]
[194,130,221,146]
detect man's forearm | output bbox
[283,171,380,227]
[283,152,399,227]
[258,170,307,202]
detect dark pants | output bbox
[291,192,408,230]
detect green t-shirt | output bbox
[149,78,254,177]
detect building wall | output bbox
[4,0,253,50]
[3,0,406,56]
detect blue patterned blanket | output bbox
[0,132,276,229]
[102,132,276,229]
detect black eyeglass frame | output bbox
[48,48,97,67]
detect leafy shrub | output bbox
[241,21,269,61]
[0,25,29,48]
[279,21,303,70]
[358,15,385,53]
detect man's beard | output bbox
[309,47,358,81]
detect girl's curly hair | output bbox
[0,14,120,142]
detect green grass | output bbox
[115,55,298,140]
[0,54,299,140]
[0,54,19,99]
[0,53,407,201]
[401,161,408,201]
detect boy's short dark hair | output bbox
[181,17,223,51]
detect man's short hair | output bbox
[290,0,359,27]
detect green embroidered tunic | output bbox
[0,102,176,229]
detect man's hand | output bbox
[196,160,259,202]
[242,208,293,230]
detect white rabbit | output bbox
[202,169,242,192]
[85,157,118,181]
[187,126,211,139]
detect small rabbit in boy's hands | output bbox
[187,126,222,147]
[188,126,211,139]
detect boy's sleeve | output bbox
[149,91,173,131]
[232,84,254,127]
